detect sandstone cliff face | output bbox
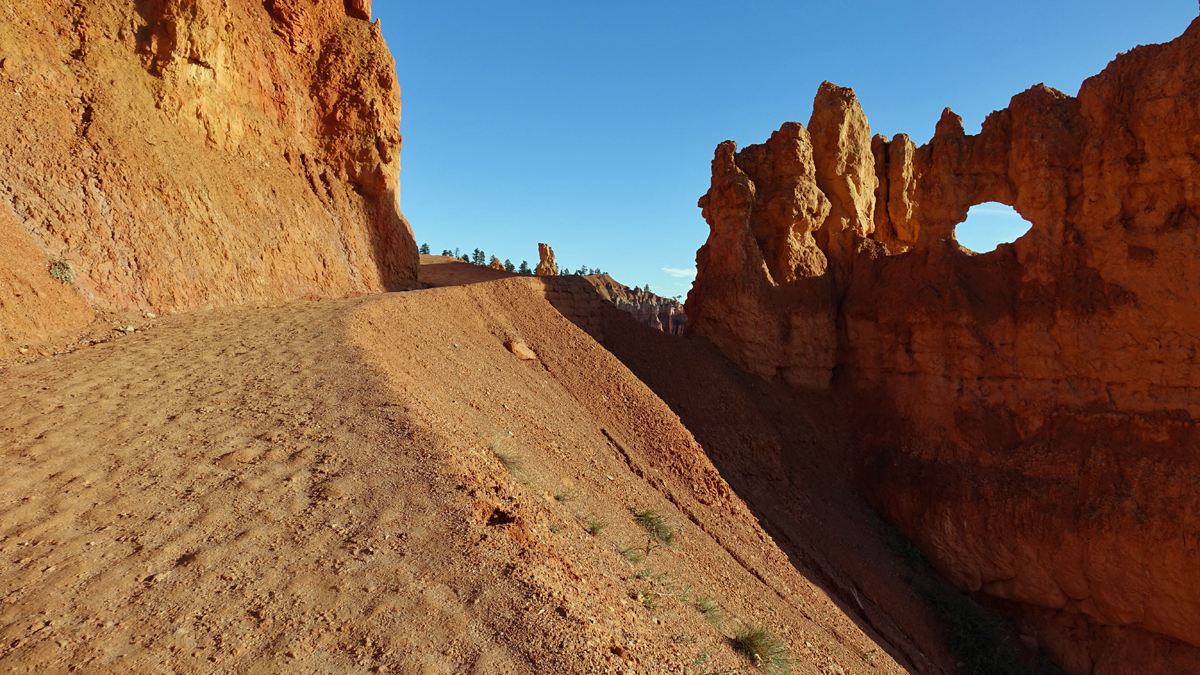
[582,274,686,335]
[687,17,1200,675]
[0,0,416,354]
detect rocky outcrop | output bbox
[583,274,686,335]
[0,0,417,354]
[686,108,842,388]
[489,256,506,271]
[536,243,559,276]
[687,17,1200,675]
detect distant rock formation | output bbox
[489,257,505,271]
[686,17,1200,675]
[536,243,559,276]
[583,275,685,335]
[0,0,417,355]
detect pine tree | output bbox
[472,248,486,265]
[419,243,431,254]
[504,259,515,273]
[441,249,453,256]
[518,260,531,275]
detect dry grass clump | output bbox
[584,515,605,536]
[488,440,524,477]
[733,624,791,674]
[617,545,645,563]
[632,507,675,544]
[693,594,721,627]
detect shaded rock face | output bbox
[687,17,1200,675]
[536,243,559,276]
[0,0,416,353]
[582,274,686,335]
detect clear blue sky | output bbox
[376,1,1198,297]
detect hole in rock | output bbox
[486,507,516,527]
[955,202,1032,253]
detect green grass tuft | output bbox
[693,594,721,627]
[491,446,523,475]
[639,591,658,610]
[632,508,675,545]
[617,545,645,563]
[584,515,605,536]
[733,624,791,674]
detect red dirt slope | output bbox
[0,266,951,674]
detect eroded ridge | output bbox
[686,16,1200,675]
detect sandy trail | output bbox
[0,270,945,674]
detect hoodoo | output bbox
[0,0,417,355]
[686,17,1200,674]
[535,242,559,276]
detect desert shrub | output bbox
[48,256,73,284]
[639,591,658,609]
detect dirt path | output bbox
[0,269,941,674]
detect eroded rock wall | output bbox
[583,274,686,335]
[686,16,1200,675]
[0,0,416,353]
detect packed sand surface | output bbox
[0,263,968,674]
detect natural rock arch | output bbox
[954,202,1034,253]
[685,16,1200,674]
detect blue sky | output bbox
[376,1,1197,297]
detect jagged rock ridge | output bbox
[686,17,1200,675]
[0,0,417,356]
[582,274,686,335]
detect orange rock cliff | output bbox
[686,16,1200,675]
[0,0,417,355]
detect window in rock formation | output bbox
[955,202,1033,253]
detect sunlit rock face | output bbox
[687,17,1200,674]
[0,0,417,351]
[536,243,560,276]
[583,274,686,336]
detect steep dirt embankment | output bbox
[0,0,417,357]
[0,270,956,674]
[685,17,1200,675]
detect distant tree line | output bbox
[420,243,602,277]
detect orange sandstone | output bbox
[0,0,417,354]
[687,17,1200,675]
[535,243,559,276]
